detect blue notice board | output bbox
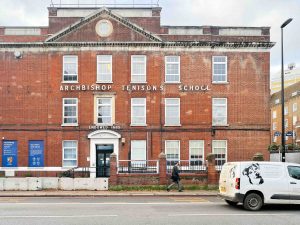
[2,140,18,167]
[29,140,44,167]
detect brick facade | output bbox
[0,6,273,176]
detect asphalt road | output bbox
[0,196,299,225]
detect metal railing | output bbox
[118,160,159,174]
[166,160,207,174]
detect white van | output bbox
[219,161,300,211]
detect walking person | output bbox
[167,162,183,192]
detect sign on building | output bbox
[29,140,44,167]
[2,140,18,167]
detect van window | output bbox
[288,166,300,180]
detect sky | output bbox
[0,0,299,78]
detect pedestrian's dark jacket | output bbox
[171,165,180,182]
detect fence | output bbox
[166,160,207,174]
[118,160,159,174]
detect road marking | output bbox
[0,215,118,218]
[169,197,209,202]
[168,213,293,216]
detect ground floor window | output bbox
[131,140,146,163]
[212,140,227,166]
[189,140,204,166]
[62,141,77,167]
[165,140,180,163]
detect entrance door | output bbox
[96,144,113,177]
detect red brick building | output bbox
[0,6,274,177]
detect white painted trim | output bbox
[0,46,272,53]
[165,56,180,83]
[62,98,78,126]
[189,140,205,165]
[212,98,227,126]
[212,56,227,83]
[87,130,121,178]
[97,55,112,83]
[212,140,228,162]
[62,55,78,83]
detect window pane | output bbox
[97,98,112,124]
[166,141,179,160]
[131,140,146,161]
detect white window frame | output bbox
[284,106,288,115]
[189,140,204,166]
[212,140,227,166]
[131,98,146,126]
[97,55,112,83]
[131,140,147,164]
[293,116,297,126]
[272,122,277,131]
[165,140,180,162]
[165,98,180,126]
[63,55,78,83]
[131,55,146,83]
[293,103,298,112]
[212,98,228,126]
[212,56,227,83]
[62,140,78,168]
[275,99,280,104]
[165,56,180,83]
[96,97,112,125]
[272,111,277,119]
[285,119,288,128]
[62,98,78,126]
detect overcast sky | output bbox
[0,0,299,78]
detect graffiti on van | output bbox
[229,165,237,178]
[242,163,264,185]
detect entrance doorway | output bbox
[96,144,113,177]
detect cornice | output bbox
[0,41,275,49]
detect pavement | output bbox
[0,190,218,197]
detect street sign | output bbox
[274,131,281,136]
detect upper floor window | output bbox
[272,122,277,131]
[285,119,288,128]
[165,98,180,126]
[131,98,146,126]
[62,98,78,126]
[293,116,297,126]
[212,98,227,126]
[131,55,146,83]
[96,97,112,124]
[212,56,227,83]
[62,140,77,167]
[63,56,78,82]
[272,111,277,119]
[97,55,112,83]
[293,103,298,112]
[275,99,280,104]
[165,56,180,83]
[189,140,204,166]
[284,106,288,115]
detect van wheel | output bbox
[243,193,263,211]
[225,200,238,206]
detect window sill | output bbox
[212,124,229,127]
[164,124,182,127]
[61,124,79,127]
[96,81,113,84]
[212,81,229,84]
[164,82,181,84]
[130,124,147,127]
[130,82,147,84]
[95,123,114,126]
[61,81,79,84]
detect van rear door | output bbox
[287,165,300,203]
[219,162,239,198]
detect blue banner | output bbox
[29,140,44,167]
[2,140,18,167]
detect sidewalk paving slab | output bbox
[0,190,218,197]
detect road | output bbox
[0,196,299,225]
